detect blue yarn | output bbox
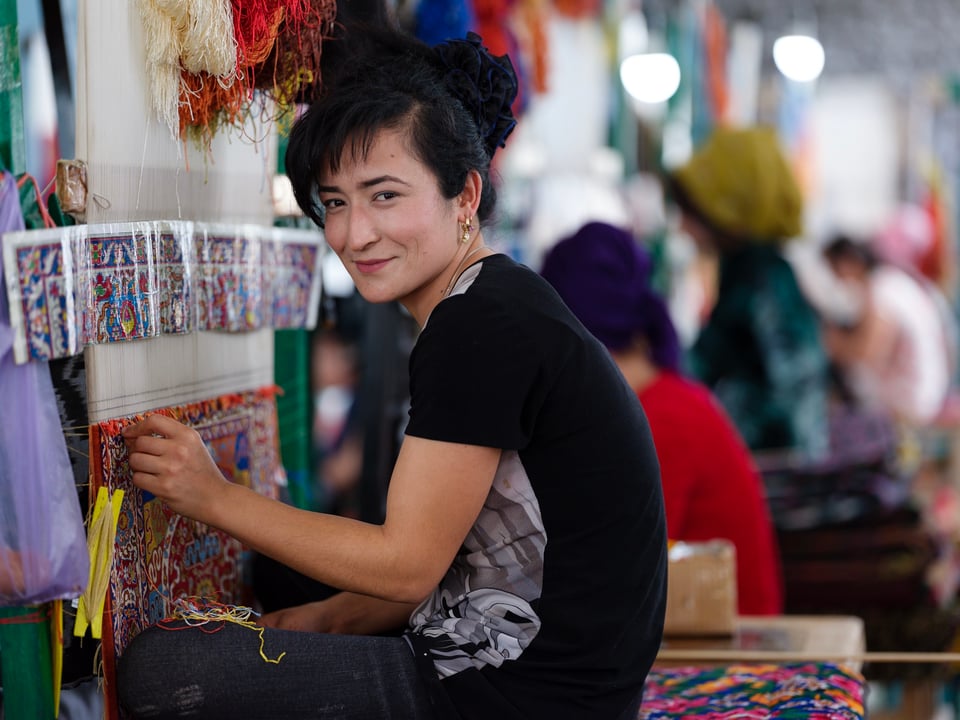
[415,0,473,47]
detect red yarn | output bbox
[252,0,337,104]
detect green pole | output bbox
[274,328,314,510]
[0,606,55,719]
[0,0,24,174]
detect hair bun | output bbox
[433,32,519,157]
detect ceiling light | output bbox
[772,34,825,82]
[620,53,681,104]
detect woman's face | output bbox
[317,127,472,325]
[679,211,715,252]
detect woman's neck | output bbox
[609,348,661,394]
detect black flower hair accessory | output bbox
[434,32,519,158]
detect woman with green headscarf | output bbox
[668,126,829,464]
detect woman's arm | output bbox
[124,414,501,603]
[258,591,419,635]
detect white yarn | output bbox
[139,0,238,140]
[181,0,237,79]
[139,0,183,139]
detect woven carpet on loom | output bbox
[89,388,284,718]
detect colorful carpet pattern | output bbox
[639,662,865,719]
[2,221,323,363]
[89,389,285,717]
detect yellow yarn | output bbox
[74,487,124,640]
[169,596,287,664]
[670,126,804,242]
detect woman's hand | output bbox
[259,601,332,633]
[259,592,418,635]
[123,414,231,524]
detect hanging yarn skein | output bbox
[253,0,336,107]
[139,0,189,140]
[180,0,237,77]
[139,0,239,141]
[140,0,336,149]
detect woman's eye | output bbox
[321,198,344,209]
[374,191,398,201]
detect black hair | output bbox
[822,234,878,270]
[286,25,517,229]
[663,172,743,249]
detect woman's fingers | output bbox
[258,602,329,632]
[124,433,168,458]
[122,413,188,440]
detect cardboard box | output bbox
[663,539,737,637]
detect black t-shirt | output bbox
[403,254,667,720]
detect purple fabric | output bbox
[0,171,89,604]
[540,221,680,370]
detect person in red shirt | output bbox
[541,221,783,615]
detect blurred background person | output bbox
[821,233,952,428]
[541,220,783,615]
[666,126,829,465]
[312,326,365,518]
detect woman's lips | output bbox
[355,258,391,274]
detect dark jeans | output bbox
[116,622,439,719]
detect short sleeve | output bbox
[405,292,548,450]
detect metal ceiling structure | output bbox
[645,0,960,88]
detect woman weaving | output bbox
[117,25,667,720]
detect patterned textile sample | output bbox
[89,388,285,717]
[639,662,865,719]
[2,221,323,363]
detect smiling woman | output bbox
[312,127,488,322]
[115,22,667,720]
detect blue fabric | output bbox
[415,0,474,49]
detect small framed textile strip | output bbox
[1,220,324,364]
[89,388,285,718]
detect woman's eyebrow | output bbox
[359,175,410,188]
[316,175,411,195]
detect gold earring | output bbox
[460,217,472,244]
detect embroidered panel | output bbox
[2,222,323,363]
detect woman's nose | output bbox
[344,206,378,251]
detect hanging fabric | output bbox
[0,168,89,606]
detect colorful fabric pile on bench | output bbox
[640,662,865,719]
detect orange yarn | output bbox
[178,69,249,148]
[551,0,601,19]
[703,3,729,125]
[517,0,548,94]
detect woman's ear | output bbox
[458,169,482,217]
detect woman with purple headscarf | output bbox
[541,221,783,615]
